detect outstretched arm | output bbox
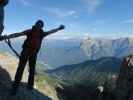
[7,29,30,38]
[45,25,65,35]
[0,29,31,41]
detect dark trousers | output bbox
[12,48,38,90]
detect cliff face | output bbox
[115,55,133,100]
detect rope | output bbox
[4,39,31,73]
[5,39,20,58]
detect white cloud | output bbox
[42,7,78,19]
[84,0,103,12]
[18,0,32,7]
[122,19,133,24]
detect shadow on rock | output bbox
[56,84,101,100]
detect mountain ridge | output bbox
[81,37,133,60]
[47,57,121,86]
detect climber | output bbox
[0,0,14,57]
[10,20,65,95]
[0,0,9,35]
[0,0,18,59]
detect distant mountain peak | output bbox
[81,36,133,60]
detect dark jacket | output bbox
[22,26,48,51]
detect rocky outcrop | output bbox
[0,65,51,100]
[115,55,133,100]
[0,52,52,100]
[0,52,60,100]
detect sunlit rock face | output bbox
[81,37,133,60]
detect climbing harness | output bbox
[5,39,20,58]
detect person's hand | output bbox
[0,35,7,40]
[3,35,7,39]
[58,25,65,30]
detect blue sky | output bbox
[3,0,133,38]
